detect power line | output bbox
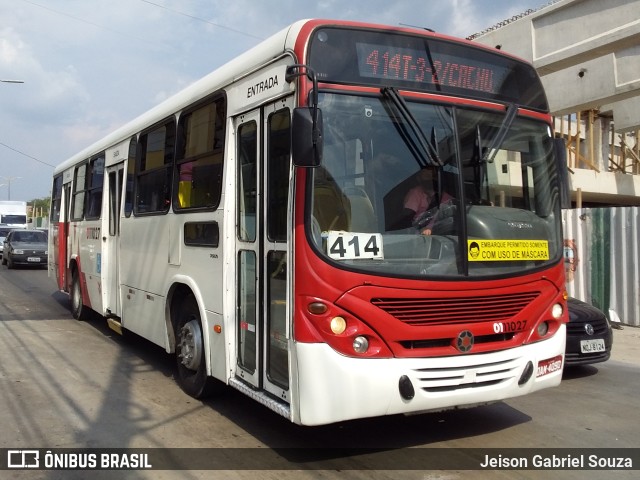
[0,142,56,168]
[138,0,264,40]
[19,0,264,48]
[19,0,169,47]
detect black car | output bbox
[565,297,613,366]
[1,229,48,269]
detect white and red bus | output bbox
[50,19,568,426]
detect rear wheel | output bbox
[71,270,88,320]
[174,294,216,398]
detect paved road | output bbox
[0,266,638,479]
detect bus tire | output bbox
[71,270,88,320]
[174,294,215,399]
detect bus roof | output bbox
[54,20,305,175]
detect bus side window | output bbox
[135,120,176,215]
[71,162,87,221]
[85,154,105,220]
[124,136,136,217]
[174,96,226,211]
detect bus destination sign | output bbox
[307,27,548,110]
[355,42,506,95]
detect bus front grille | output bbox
[371,291,540,326]
[410,357,520,392]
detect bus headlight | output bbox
[353,336,369,354]
[551,303,563,319]
[330,316,347,335]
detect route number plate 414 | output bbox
[326,232,384,260]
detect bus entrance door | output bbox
[234,100,292,403]
[102,162,124,320]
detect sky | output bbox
[0,0,542,203]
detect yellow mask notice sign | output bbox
[467,239,549,261]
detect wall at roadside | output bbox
[563,207,639,326]
[471,0,640,132]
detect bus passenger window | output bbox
[135,120,175,215]
[174,96,226,210]
[124,137,136,217]
[71,163,87,221]
[85,154,105,220]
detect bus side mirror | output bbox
[292,107,323,167]
[553,137,570,209]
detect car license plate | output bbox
[580,338,605,353]
[27,257,41,262]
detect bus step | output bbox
[107,317,123,335]
[228,377,290,420]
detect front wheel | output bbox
[174,294,217,398]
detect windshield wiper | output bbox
[480,103,518,163]
[381,87,443,167]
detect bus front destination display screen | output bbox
[355,42,506,95]
[308,26,548,111]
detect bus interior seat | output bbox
[343,185,376,232]
[313,169,351,232]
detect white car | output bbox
[0,227,12,257]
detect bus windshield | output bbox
[309,92,562,278]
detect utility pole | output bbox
[1,80,25,200]
[0,176,21,200]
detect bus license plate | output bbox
[27,257,41,262]
[580,339,605,353]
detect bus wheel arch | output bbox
[70,261,88,320]
[170,287,217,398]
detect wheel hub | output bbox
[178,319,203,371]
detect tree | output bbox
[28,197,51,218]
